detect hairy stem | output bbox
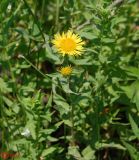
[70,104,75,146]
[55,0,60,31]
[22,0,45,42]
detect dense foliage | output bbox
[0,0,139,159]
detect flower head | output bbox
[60,66,72,76]
[52,30,85,56]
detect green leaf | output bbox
[69,56,93,65]
[3,96,13,107]
[53,93,70,115]
[44,43,62,64]
[59,77,78,94]
[129,114,139,139]
[111,17,127,28]
[124,66,139,78]
[82,146,95,160]
[101,38,115,44]
[79,32,98,40]
[122,141,139,160]
[68,146,82,159]
[63,120,72,127]
[121,80,139,111]
[0,78,11,93]
[96,142,126,150]
[26,120,36,140]
[41,147,56,157]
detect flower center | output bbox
[60,38,76,52]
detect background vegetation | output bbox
[0,0,139,159]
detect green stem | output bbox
[55,0,60,31]
[19,55,51,79]
[19,55,66,91]
[68,77,75,146]
[22,0,45,42]
[71,104,75,146]
[64,124,66,141]
[0,91,4,151]
[41,0,45,20]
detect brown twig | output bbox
[110,0,125,8]
[76,20,91,30]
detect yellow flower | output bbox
[60,66,72,76]
[52,30,85,56]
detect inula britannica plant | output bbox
[0,0,139,159]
